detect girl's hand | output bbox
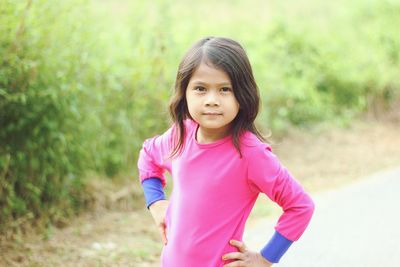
[148,199,169,245]
[222,240,273,267]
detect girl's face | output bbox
[186,62,240,138]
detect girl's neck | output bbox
[196,125,231,144]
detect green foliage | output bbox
[0,0,92,231]
[251,0,400,130]
[0,0,399,233]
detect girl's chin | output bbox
[198,121,230,130]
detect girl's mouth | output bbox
[203,112,222,115]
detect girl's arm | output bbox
[137,125,177,245]
[137,124,176,187]
[247,144,315,263]
[142,178,170,245]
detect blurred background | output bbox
[1,0,399,266]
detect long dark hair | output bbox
[169,36,266,158]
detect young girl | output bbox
[137,37,314,267]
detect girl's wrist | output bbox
[258,252,273,266]
[149,199,168,211]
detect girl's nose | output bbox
[205,91,220,106]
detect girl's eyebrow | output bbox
[189,81,232,86]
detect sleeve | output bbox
[247,144,315,241]
[142,177,166,209]
[137,124,176,187]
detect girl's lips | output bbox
[203,112,222,115]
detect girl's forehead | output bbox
[189,62,231,84]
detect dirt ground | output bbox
[1,118,400,267]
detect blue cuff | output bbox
[260,231,293,263]
[141,177,166,209]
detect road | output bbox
[244,167,400,267]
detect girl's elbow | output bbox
[305,196,315,219]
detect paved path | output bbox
[244,167,400,267]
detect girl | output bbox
[137,37,314,267]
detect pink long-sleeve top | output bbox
[137,119,314,267]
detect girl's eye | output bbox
[194,86,206,92]
[221,87,232,92]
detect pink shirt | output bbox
[138,119,314,267]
